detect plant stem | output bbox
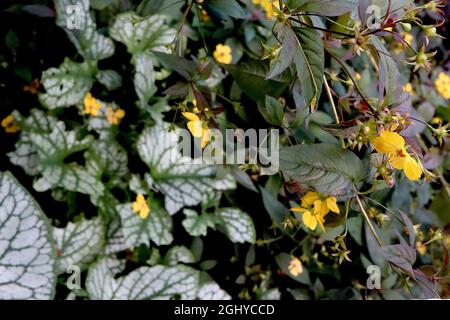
[323,75,345,148]
[353,185,383,247]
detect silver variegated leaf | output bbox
[116,201,173,248]
[54,0,115,61]
[86,257,199,299]
[53,216,105,274]
[104,218,127,255]
[182,209,219,237]
[137,124,236,215]
[165,246,196,266]
[198,282,231,300]
[109,13,176,55]
[39,59,93,109]
[96,69,122,90]
[134,52,156,105]
[0,172,56,299]
[216,208,256,244]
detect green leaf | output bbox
[110,13,176,56]
[280,143,366,196]
[134,53,156,105]
[224,60,292,101]
[0,172,56,299]
[137,124,236,215]
[86,258,199,299]
[54,0,114,61]
[53,216,105,274]
[116,201,173,248]
[203,0,245,20]
[292,27,324,110]
[182,209,219,237]
[39,59,93,109]
[216,208,256,244]
[259,95,285,126]
[260,186,292,234]
[287,0,358,16]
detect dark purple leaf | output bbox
[21,5,55,17]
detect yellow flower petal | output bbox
[313,199,329,217]
[182,112,200,122]
[302,210,317,230]
[326,197,340,214]
[187,120,203,137]
[403,155,422,181]
[288,257,303,277]
[301,191,319,207]
[372,130,405,154]
[290,207,306,213]
[388,154,406,170]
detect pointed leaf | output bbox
[216,208,256,244]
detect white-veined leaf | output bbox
[216,208,256,244]
[0,172,56,299]
[96,69,122,91]
[54,0,115,61]
[198,282,231,300]
[134,52,156,105]
[53,216,105,274]
[86,257,199,299]
[137,124,236,215]
[165,246,196,266]
[109,13,176,55]
[116,200,173,248]
[39,59,93,109]
[182,209,219,237]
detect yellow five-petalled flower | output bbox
[132,194,151,219]
[182,112,210,148]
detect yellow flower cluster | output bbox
[105,107,125,125]
[213,44,232,64]
[290,191,340,231]
[132,194,150,219]
[83,92,102,116]
[1,114,20,133]
[183,112,210,148]
[253,0,279,19]
[403,83,414,96]
[372,130,422,181]
[434,72,450,99]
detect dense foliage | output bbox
[1,0,450,300]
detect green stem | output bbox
[323,74,345,148]
[353,185,383,247]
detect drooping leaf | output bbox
[0,172,56,299]
[280,143,366,196]
[116,200,173,248]
[287,0,358,16]
[381,244,416,274]
[259,186,292,234]
[137,124,236,215]
[86,257,199,299]
[53,216,105,274]
[224,60,292,101]
[96,69,122,91]
[165,246,196,266]
[216,208,256,244]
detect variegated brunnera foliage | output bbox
[1,0,450,300]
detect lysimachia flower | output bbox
[403,83,414,96]
[182,112,210,148]
[132,194,150,219]
[288,257,303,276]
[434,72,450,99]
[1,114,20,133]
[290,191,340,231]
[213,44,232,64]
[105,106,125,125]
[372,130,422,181]
[83,92,102,116]
[253,0,279,19]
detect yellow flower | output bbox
[372,130,422,181]
[288,257,303,276]
[403,83,414,96]
[1,114,20,133]
[182,112,210,148]
[253,0,279,19]
[435,72,450,99]
[83,92,102,116]
[105,107,125,125]
[213,44,232,64]
[291,191,339,231]
[132,194,150,219]
[416,241,427,256]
